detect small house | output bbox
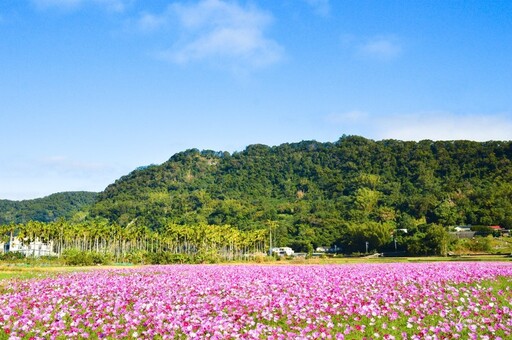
[489,225,509,236]
[3,236,56,257]
[271,247,295,256]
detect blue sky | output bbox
[1,0,511,200]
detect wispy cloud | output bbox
[41,156,110,173]
[326,110,368,124]
[137,11,168,32]
[326,111,512,141]
[32,0,129,12]
[304,0,330,17]
[147,0,283,71]
[357,36,402,60]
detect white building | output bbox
[271,247,294,256]
[1,236,56,257]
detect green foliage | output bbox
[457,237,493,253]
[194,249,221,264]
[1,219,269,265]
[124,250,149,264]
[406,224,450,256]
[0,251,25,261]
[339,221,394,253]
[0,192,97,225]
[62,249,112,266]
[288,239,314,254]
[470,225,498,237]
[145,251,221,264]
[147,252,193,265]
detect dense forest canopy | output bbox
[0,192,98,225]
[84,136,512,252]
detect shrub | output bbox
[470,226,495,237]
[62,249,111,266]
[252,252,267,263]
[468,237,492,252]
[290,256,306,264]
[453,236,493,254]
[147,252,193,264]
[0,251,25,261]
[125,250,149,264]
[89,252,112,265]
[194,249,220,264]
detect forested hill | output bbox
[90,136,512,249]
[0,191,98,225]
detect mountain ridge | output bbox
[87,136,512,250]
[0,191,98,225]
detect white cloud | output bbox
[357,37,402,60]
[41,156,109,172]
[326,110,368,124]
[137,12,168,32]
[326,111,512,141]
[304,0,330,16]
[152,0,283,70]
[32,0,129,12]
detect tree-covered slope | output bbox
[90,136,512,250]
[0,191,98,225]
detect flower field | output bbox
[1,263,512,339]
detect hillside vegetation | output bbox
[0,191,98,225]
[86,136,512,253]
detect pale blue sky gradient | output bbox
[1,0,511,200]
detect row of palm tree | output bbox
[0,219,270,262]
